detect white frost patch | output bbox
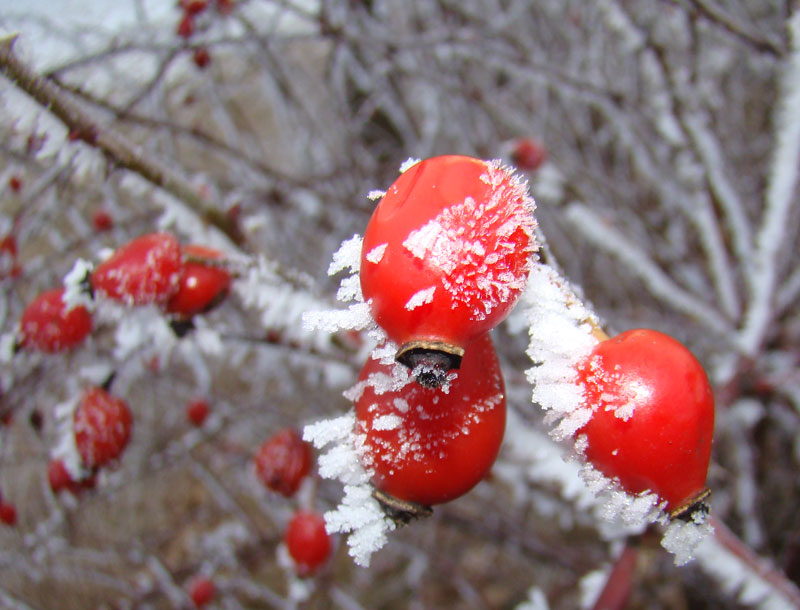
[303,412,395,567]
[399,157,421,173]
[303,302,374,333]
[404,286,436,310]
[62,258,94,311]
[328,234,363,276]
[372,414,402,431]
[524,262,598,440]
[52,394,89,480]
[515,586,550,610]
[367,190,386,201]
[365,243,388,264]
[661,512,714,566]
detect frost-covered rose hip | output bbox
[19,288,92,353]
[360,155,536,373]
[576,329,715,516]
[91,233,182,306]
[285,510,332,576]
[48,458,97,495]
[354,332,506,506]
[254,428,313,497]
[166,245,231,318]
[74,387,133,469]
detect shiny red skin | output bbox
[511,138,547,171]
[166,245,231,317]
[254,429,313,497]
[74,387,133,469]
[186,399,210,427]
[91,233,182,306]
[285,510,332,576]
[187,576,215,607]
[19,288,92,353]
[360,155,536,352]
[47,458,97,495]
[354,333,506,506]
[576,329,715,511]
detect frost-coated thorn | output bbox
[372,488,433,525]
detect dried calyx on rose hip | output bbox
[360,155,537,384]
[91,232,183,306]
[354,332,506,512]
[575,329,715,519]
[254,428,314,497]
[165,244,232,319]
[18,288,92,353]
[74,386,133,470]
[285,509,332,576]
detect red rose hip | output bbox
[254,428,313,497]
[19,288,92,353]
[576,329,715,515]
[354,332,506,506]
[91,233,182,306]
[360,155,536,373]
[166,245,231,318]
[285,510,332,576]
[74,387,133,469]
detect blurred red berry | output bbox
[74,387,133,470]
[180,0,209,15]
[19,288,92,353]
[187,575,215,607]
[166,245,231,318]
[192,47,211,69]
[216,0,235,14]
[0,502,17,526]
[186,399,210,427]
[91,232,183,306]
[92,209,114,232]
[254,429,313,497]
[511,138,547,171]
[285,510,331,576]
[47,458,97,495]
[0,234,21,279]
[8,175,22,192]
[177,14,195,38]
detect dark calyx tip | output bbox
[396,341,464,389]
[670,488,711,522]
[372,488,432,526]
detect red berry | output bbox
[215,0,235,14]
[74,387,133,470]
[165,245,231,318]
[92,209,113,232]
[186,398,210,427]
[254,429,313,497]
[19,288,92,353]
[511,138,547,171]
[0,234,21,279]
[0,502,16,526]
[180,0,209,15]
[575,329,715,513]
[47,458,97,495]
[285,510,331,576]
[177,14,195,38]
[187,576,215,607]
[91,233,182,306]
[8,175,22,192]
[354,332,506,506]
[360,155,536,368]
[192,47,211,68]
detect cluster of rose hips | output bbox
[351,155,538,512]
[175,0,236,70]
[11,232,233,503]
[348,154,714,524]
[253,429,332,576]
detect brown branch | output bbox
[0,34,241,244]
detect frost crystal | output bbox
[661,511,714,566]
[62,258,94,311]
[404,286,436,310]
[401,161,536,320]
[398,157,421,173]
[303,412,395,567]
[365,243,387,264]
[328,234,363,276]
[367,190,386,201]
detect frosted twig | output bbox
[563,203,734,340]
[0,35,240,243]
[737,11,800,357]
